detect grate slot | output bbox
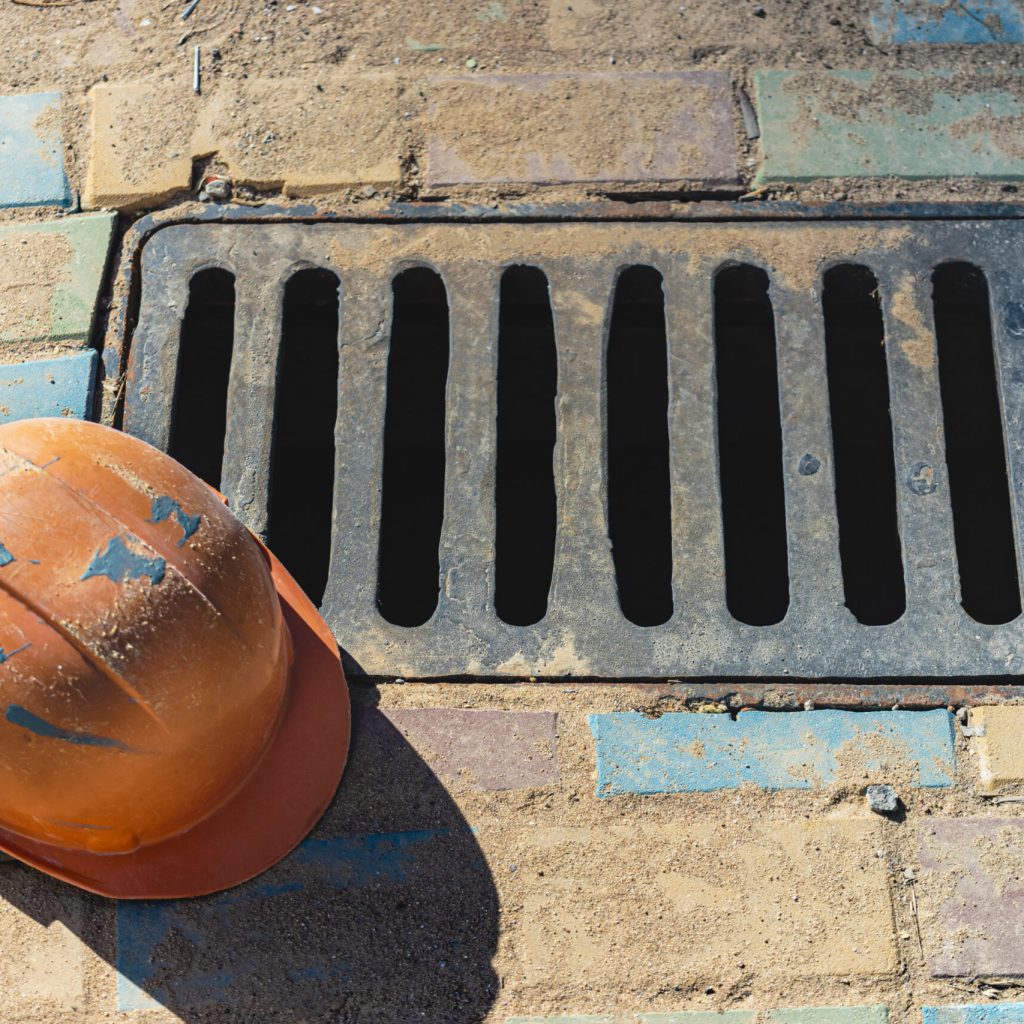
[120,218,1024,678]
[714,265,789,627]
[377,267,450,628]
[607,266,673,627]
[169,267,235,490]
[495,266,558,627]
[933,262,1021,625]
[267,268,340,607]
[823,264,906,626]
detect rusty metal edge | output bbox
[349,676,1024,709]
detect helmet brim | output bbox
[0,548,351,899]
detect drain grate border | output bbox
[105,201,1024,706]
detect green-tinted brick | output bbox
[769,1008,889,1024]
[755,69,1024,182]
[0,213,116,348]
[640,1014,755,1023]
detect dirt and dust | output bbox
[0,0,1021,214]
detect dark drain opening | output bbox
[169,267,235,489]
[267,268,340,607]
[823,264,906,625]
[933,262,1021,625]
[377,268,451,627]
[607,266,673,627]
[495,266,558,626]
[714,264,790,626]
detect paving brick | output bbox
[380,709,559,790]
[0,92,71,209]
[0,213,116,349]
[0,351,98,423]
[923,1006,1024,1023]
[424,72,738,189]
[85,74,402,211]
[754,69,1024,182]
[970,707,1024,793]
[589,710,955,796]
[918,818,1024,977]
[870,0,1024,44]
[498,819,897,991]
[118,828,482,1011]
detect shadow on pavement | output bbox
[0,687,500,1023]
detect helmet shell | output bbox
[0,418,289,854]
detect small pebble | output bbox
[903,867,916,882]
[803,700,815,711]
[866,783,900,815]
[466,57,478,69]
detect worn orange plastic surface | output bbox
[0,418,350,898]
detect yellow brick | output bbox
[84,74,403,212]
[199,73,403,196]
[84,82,196,211]
[485,819,897,996]
[972,706,1024,794]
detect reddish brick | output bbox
[424,72,738,189]
[918,818,1024,977]
[379,708,559,791]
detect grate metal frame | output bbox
[108,203,1024,689]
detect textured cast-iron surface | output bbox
[117,216,1024,679]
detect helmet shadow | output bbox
[0,687,500,1023]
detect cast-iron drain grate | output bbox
[111,212,1024,682]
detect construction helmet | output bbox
[0,417,350,898]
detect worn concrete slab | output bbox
[424,72,738,188]
[85,75,402,211]
[754,69,1024,181]
[589,710,955,796]
[0,92,71,209]
[380,709,559,790]
[0,351,97,423]
[0,213,116,350]
[923,1006,1024,1023]
[870,0,1024,44]
[970,707,1024,793]
[498,819,897,991]
[918,819,1024,977]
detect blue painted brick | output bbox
[0,352,97,423]
[117,830,445,1011]
[589,710,955,796]
[871,0,1024,44]
[923,1006,1024,1023]
[0,92,71,209]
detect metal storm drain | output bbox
[112,213,1024,681]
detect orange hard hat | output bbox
[0,417,350,898]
